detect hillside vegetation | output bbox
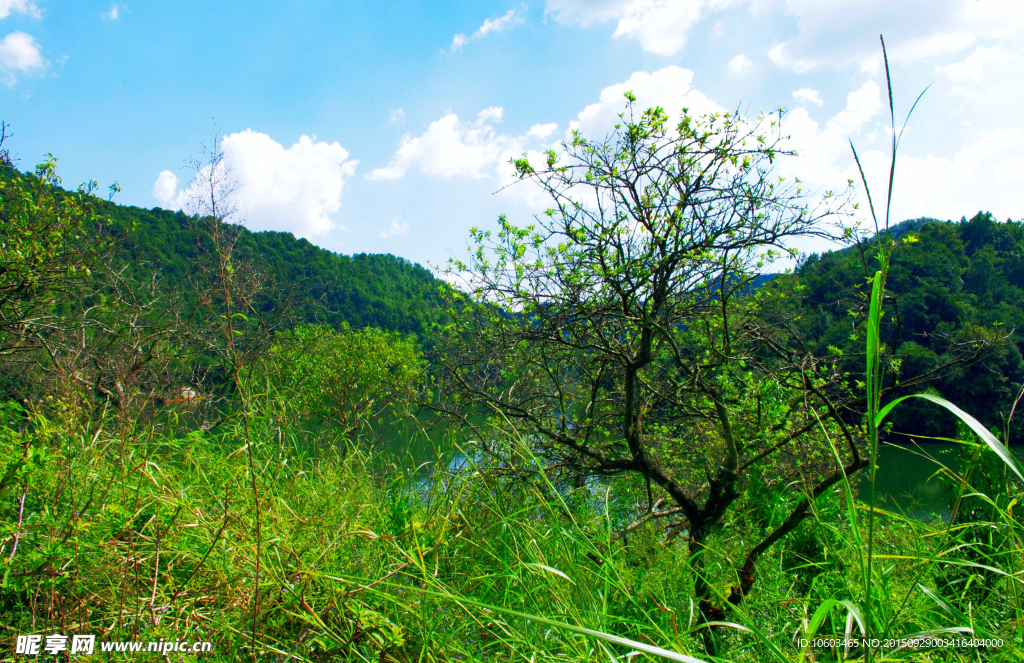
[108,204,446,340]
[789,212,1024,443]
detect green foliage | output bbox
[940,423,1017,608]
[100,203,447,342]
[265,323,425,439]
[441,94,867,654]
[0,158,117,354]
[790,213,1024,442]
[0,406,415,661]
[2,100,1023,662]
[0,399,1020,662]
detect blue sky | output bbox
[2,0,1022,269]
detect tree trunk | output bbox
[688,530,720,657]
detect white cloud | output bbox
[380,218,410,239]
[388,108,406,125]
[543,0,1023,77]
[475,9,522,37]
[858,127,1024,221]
[153,131,358,238]
[0,31,47,84]
[777,78,1024,232]
[767,0,1024,73]
[528,122,559,138]
[545,0,736,56]
[476,106,504,124]
[369,65,732,217]
[368,67,723,195]
[0,32,43,70]
[994,156,1024,185]
[0,0,40,20]
[544,0,630,26]
[367,106,516,181]
[727,53,752,74]
[570,65,723,138]
[792,87,822,107]
[103,4,125,21]
[938,45,1013,98]
[767,81,881,216]
[152,170,180,208]
[827,80,882,134]
[451,9,523,52]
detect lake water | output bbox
[869,442,962,520]
[373,417,1019,522]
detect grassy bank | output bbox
[1,398,1021,662]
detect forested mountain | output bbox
[103,202,446,340]
[788,212,1024,443]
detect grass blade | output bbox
[876,393,1024,482]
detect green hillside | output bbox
[104,202,446,341]
[790,212,1024,442]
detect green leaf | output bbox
[335,575,705,662]
[523,562,575,584]
[866,270,883,415]
[875,393,1023,482]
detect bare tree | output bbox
[177,131,270,659]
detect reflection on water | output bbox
[865,442,962,520]
[865,442,1024,521]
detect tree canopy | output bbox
[437,97,867,636]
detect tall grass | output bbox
[0,374,1022,661]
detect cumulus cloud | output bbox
[775,80,880,182]
[827,80,882,134]
[543,0,1022,72]
[369,59,1024,237]
[570,65,722,138]
[388,108,406,125]
[366,107,517,181]
[940,45,1008,83]
[0,31,47,84]
[727,53,752,74]
[152,131,358,238]
[545,0,735,56]
[767,0,1024,72]
[0,0,40,20]
[369,66,723,186]
[368,65,733,215]
[774,77,1024,231]
[451,9,523,52]
[792,88,823,107]
[152,170,180,208]
[380,218,410,239]
[528,123,559,138]
[857,127,1024,221]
